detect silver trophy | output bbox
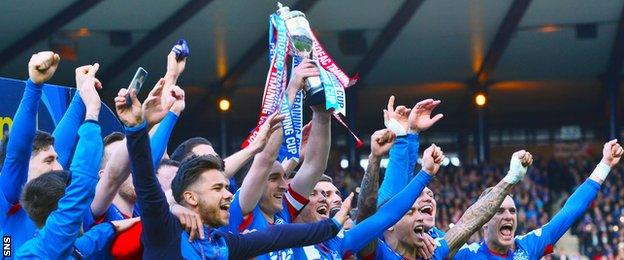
[277,2,325,105]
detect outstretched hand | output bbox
[29,51,60,85]
[601,139,624,167]
[370,129,396,157]
[248,113,286,153]
[143,78,175,128]
[332,192,355,227]
[408,99,443,132]
[422,144,444,175]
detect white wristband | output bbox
[590,162,611,182]
[503,156,527,184]
[384,118,407,136]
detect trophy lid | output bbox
[276,2,306,19]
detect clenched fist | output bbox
[28,51,60,85]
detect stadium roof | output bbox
[1,0,623,145]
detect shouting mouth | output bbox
[499,223,514,240]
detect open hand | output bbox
[408,99,443,132]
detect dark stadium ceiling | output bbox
[1,0,623,140]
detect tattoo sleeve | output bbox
[444,180,514,256]
[355,154,382,256]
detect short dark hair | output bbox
[171,155,223,204]
[21,170,70,227]
[171,137,213,162]
[100,132,125,170]
[319,174,333,183]
[32,131,54,157]
[157,159,180,173]
[103,131,125,147]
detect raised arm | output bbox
[354,129,396,256]
[444,150,533,256]
[18,75,103,258]
[116,87,179,248]
[52,64,101,168]
[90,78,175,217]
[289,106,331,195]
[0,52,59,205]
[238,113,285,214]
[525,141,623,256]
[378,97,442,206]
[343,144,443,256]
[226,193,351,260]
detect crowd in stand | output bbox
[327,154,624,259]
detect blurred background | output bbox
[1,0,623,258]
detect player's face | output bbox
[297,184,330,223]
[316,181,342,211]
[192,170,232,227]
[192,144,217,157]
[392,199,427,248]
[28,145,62,181]
[157,165,178,192]
[259,162,287,215]
[485,196,517,249]
[418,187,437,230]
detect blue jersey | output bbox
[223,185,309,260]
[454,179,601,259]
[295,171,435,259]
[373,237,449,260]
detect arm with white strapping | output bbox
[443,150,533,257]
[524,140,623,256]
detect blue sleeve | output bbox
[149,111,177,169]
[377,136,409,206]
[342,170,432,255]
[52,91,85,169]
[0,79,42,205]
[432,238,450,260]
[406,133,420,178]
[17,121,102,258]
[126,121,180,248]
[224,218,340,259]
[517,179,600,257]
[74,222,115,258]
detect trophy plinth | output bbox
[277,2,325,106]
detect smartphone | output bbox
[126,67,148,107]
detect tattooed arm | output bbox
[443,150,533,256]
[356,129,396,257]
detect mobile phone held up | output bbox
[126,67,148,107]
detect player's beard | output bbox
[198,196,228,227]
[119,181,137,202]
